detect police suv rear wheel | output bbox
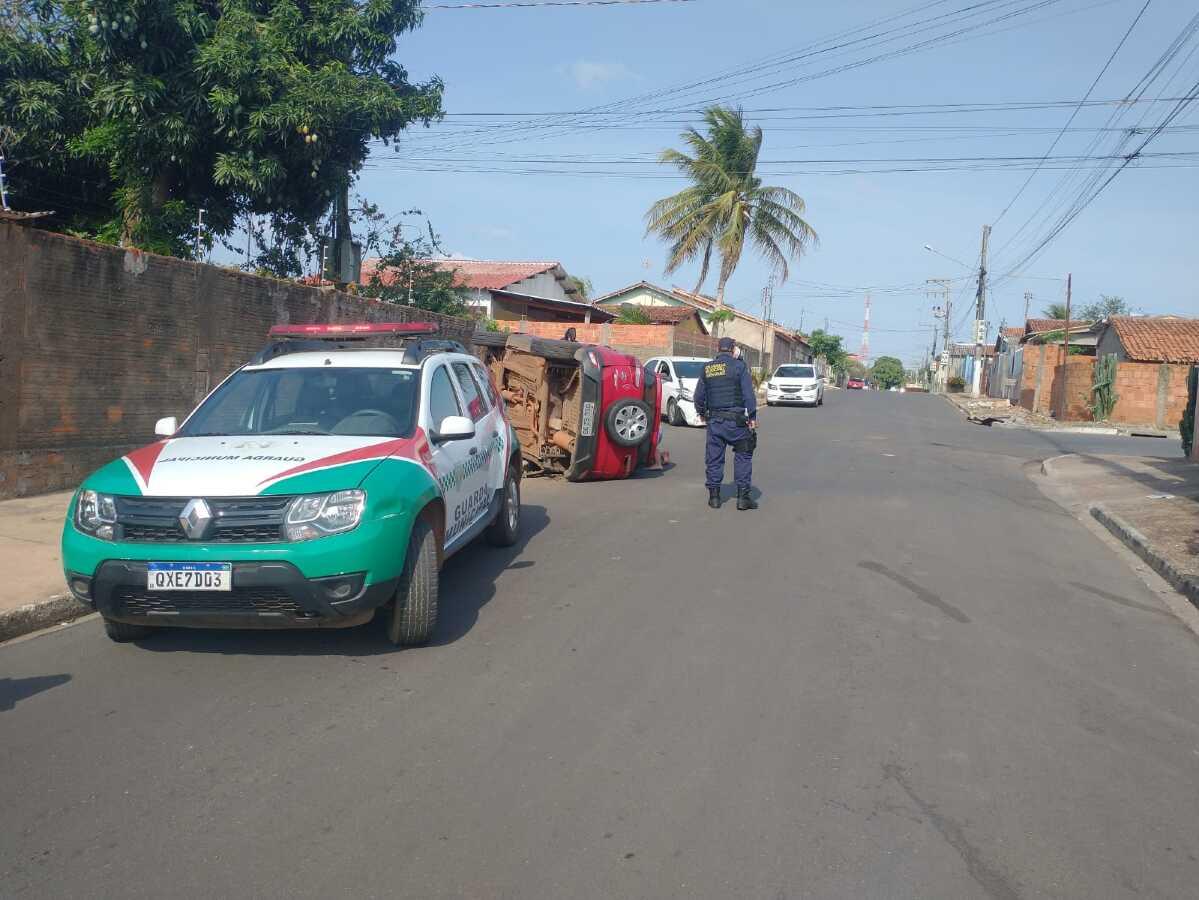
[605,399,652,447]
[486,464,521,547]
[388,519,439,647]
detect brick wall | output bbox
[1018,344,1062,414]
[1110,361,1191,428]
[0,223,477,499]
[496,320,677,364]
[1047,357,1096,421]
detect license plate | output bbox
[580,401,596,437]
[147,562,232,591]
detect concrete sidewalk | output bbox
[0,491,89,642]
[1041,454,1199,607]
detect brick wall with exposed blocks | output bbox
[1047,357,1096,421]
[0,223,478,499]
[1018,344,1062,415]
[1109,361,1191,429]
[496,320,677,363]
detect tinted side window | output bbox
[452,362,488,423]
[429,366,462,425]
[471,363,500,410]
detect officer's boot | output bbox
[708,487,722,509]
[737,487,758,511]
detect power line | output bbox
[991,0,1153,226]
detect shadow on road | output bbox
[133,504,550,657]
[0,674,71,711]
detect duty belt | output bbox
[706,409,745,421]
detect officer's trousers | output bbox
[704,418,753,489]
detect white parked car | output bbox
[766,363,824,407]
[644,356,709,426]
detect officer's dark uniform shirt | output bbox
[693,352,757,420]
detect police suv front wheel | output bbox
[102,618,154,643]
[388,519,439,647]
[605,399,653,448]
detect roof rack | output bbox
[249,322,467,366]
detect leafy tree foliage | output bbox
[806,328,848,372]
[617,304,652,325]
[355,204,470,316]
[871,355,905,389]
[1079,294,1131,322]
[1042,302,1069,320]
[1,0,442,260]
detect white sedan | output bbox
[766,363,824,407]
[644,356,709,426]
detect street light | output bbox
[923,243,973,271]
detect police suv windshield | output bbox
[179,368,420,438]
[673,361,706,379]
[775,365,815,379]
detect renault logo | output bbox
[179,499,213,540]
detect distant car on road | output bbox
[644,356,708,426]
[846,377,866,390]
[766,363,824,407]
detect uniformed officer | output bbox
[693,336,758,510]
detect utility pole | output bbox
[244,214,254,271]
[1060,273,1073,420]
[859,293,871,363]
[0,155,10,211]
[194,208,206,260]
[926,278,952,391]
[971,224,991,397]
[759,273,776,375]
[1023,290,1032,326]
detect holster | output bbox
[735,431,758,455]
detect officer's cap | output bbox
[717,337,736,351]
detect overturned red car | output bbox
[474,332,665,481]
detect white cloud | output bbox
[563,60,637,91]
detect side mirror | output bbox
[433,415,475,443]
[154,416,178,438]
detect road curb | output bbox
[0,593,91,643]
[1040,454,1074,479]
[1091,504,1199,609]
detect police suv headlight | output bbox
[75,489,117,540]
[767,382,777,390]
[285,490,365,541]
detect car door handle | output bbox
[469,447,478,456]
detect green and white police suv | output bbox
[61,323,523,646]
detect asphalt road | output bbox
[3,391,1196,900]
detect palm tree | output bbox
[1042,302,1068,320]
[645,106,817,307]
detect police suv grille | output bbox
[115,496,291,543]
[116,586,302,616]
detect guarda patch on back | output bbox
[705,363,727,378]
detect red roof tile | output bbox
[1002,326,1024,340]
[632,305,704,325]
[361,258,565,292]
[1108,315,1199,363]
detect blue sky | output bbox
[354,0,1199,365]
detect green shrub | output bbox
[947,376,966,393]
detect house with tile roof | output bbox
[361,258,610,323]
[595,281,810,369]
[1093,315,1199,364]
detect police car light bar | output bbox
[268,322,440,339]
